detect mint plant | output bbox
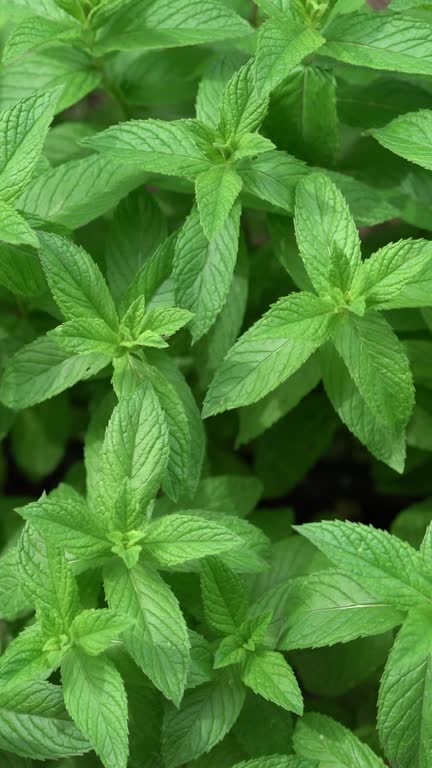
[1,0,432,767]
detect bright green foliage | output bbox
[0,2,431,767]
[204,172,428,470]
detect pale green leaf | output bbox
[218,60,269,140]
[38,233,119,329]
[94,0,252,53]
[0,89,59,203]
[255,18,325,98]
[97,384,170,519]
[106,188,167,302]
[70,608,132,655]
[294,712,386,767]
[203,292,335,417]
[371,109,432,171]
[162,669,245,768]
[297,520,432,610]
[196,165,242,241]
[294,173,361,295]
[320,343,406,472]
[0,335,108,410]
[281,570,404,650]
[50,318,120,357]
[322,12,432,76]
[0,47,100,113]
[378,607,432,768]
[0,681,90,760]
[241,651,303,714]
[237,355,320,445]
[2,16,79,65]
[201,557,248,635]
[174,202,241,342]
[82,119,211,177]
[352,238,432,310]
[19,153,150,229]
[18,495,110,560]
[332,312,414,430]
[62,650,128,768]
[104,559,190,705]
[0,201,38,248]
[142,513,239,566]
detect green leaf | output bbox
[322,12,432,76]
[0,201,38,248]
[82,119,211,177]
[218,60,269,140]
[255,18,325,98]
[237,355,320,445]
[162,669,245,768]
[121,303,192,345]
[104,559,190,705]
[142,513,240,566]
[2,16,80,65]
[121,233,176,315]
[194,238,249,389]
[19,153,150,230]
[297,520,432,610]
[0,242,46,297]
[94,0,253,52]
[294,173,361,296]
[147,348,205,499]
[0,89,59,203]
[352,238,432,310]
[0,335,108,409]
[241,651,303,714]
[281,570,404,650]
[233,759,318,768]
[127,359,193,502]
[62,649,128,768]
[106,188,167,302]
[17,525,80,631]
[320,343,406,472]
[174,202,241,342]
[332,312,414,430]
[203,292,335,417]
[294,712,386,767]
[238,150,307,213]
[0,681,90,760]
[201,557,248,635]
[0,544,31,621]
[195,165,242,241]
[70,608,132,655]
[378,606,432,768]
[38,233,119,330]
[97,384,170,520]
[49,318,120,357]
[270,66,339,166]
[0,624,50,690]
[214,634,246,670]
[196,52,247,129]
[0,47,100,114]
[18,495,111,560]
[371,109,432,171]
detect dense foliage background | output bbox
[1,0,432,767]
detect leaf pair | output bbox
[17,388,254,712]
[0,525,130,768]
[204,172,432,471]
[162,557,302,767]
[0,231,199,500]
